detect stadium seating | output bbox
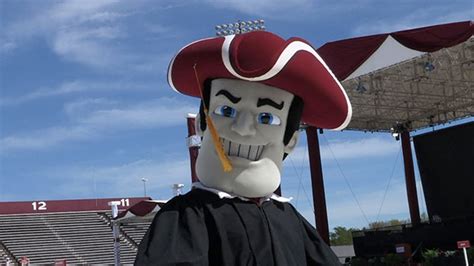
[0,211,151,264]
[119,221,151,246]
[0,246,6,264]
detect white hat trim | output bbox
[221,35,352,130]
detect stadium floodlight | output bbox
[390,123,408,141]
[173,184,185,196]
[391,131,400,141]
[355,79,367,94]
[215,19,266,36]
[424,61,435,72]
[141,178,148,197]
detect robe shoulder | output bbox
[135,189,213,266]
[135,189,341,265]
[288,204,341,265]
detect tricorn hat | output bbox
[168,31,352,130]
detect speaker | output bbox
[413,122,474,222]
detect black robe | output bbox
[135,188,341,265]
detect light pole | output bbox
[141,178,148,197]
[108,201,121,266]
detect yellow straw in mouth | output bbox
[193,64,233,172]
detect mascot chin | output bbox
[136,31,352,266]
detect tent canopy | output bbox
[115,199,167,223]
[318,21,473,132]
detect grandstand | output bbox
[117,220,151,247]
[0,197,153,265]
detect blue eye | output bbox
[214,105,236,118]
[257,112,281,125]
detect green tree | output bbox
[368,218,410,229]
[330,226,357,245]
[420,212,429,222]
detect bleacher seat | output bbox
[0,211,147,264]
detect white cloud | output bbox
[1,0,172,71]
[294,179,412,229]
[286,137,399,164]
[48,158,192,200]
[0,80,152,106]
[204,0,314,19]
[144,23,172,34]
[327,180,409,223]
[52,26,126,68]
[3,1,121,42]
[49,0,123,23]
[0,41,17,54]
[0,125,96,151]
[0,97,196,152]
[63,98,118,116]
[351,8,472,36]
[77,98,195,129]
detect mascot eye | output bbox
[257,112,280,125]
[214,105,236,118]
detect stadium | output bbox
[1,1,473,265]
[0,198,154,264]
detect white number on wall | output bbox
[120,198,130,207]
[32,201,47,211]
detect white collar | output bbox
[192,182,292,204]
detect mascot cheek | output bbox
[232,158,281,198]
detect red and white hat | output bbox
[168,31,352,130]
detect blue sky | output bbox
[0,0,472,230]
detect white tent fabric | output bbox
[318,21,473,132]
[115,200,167,223]
[345,35,424,81]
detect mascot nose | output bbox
[231,111,256,136]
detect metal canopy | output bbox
[343,37,473,132]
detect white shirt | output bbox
[192,182,292,205]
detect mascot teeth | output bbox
[221,138,264,161]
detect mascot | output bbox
[136,31,352,265]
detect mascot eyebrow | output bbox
[215,89,241,103]
[257,98,284,110]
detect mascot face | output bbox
[196,78,299,198]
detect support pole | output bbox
[305,126,330,245]
[108,201,121,266]
[401,131,421,226]
[186,114,200,183]
[462,247,469,266]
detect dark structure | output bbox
[352,216,474,255]
[352,122,474,259]
[414,122,474,222]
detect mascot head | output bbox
[168,31,351,198]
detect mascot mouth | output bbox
[221,138,265,161]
